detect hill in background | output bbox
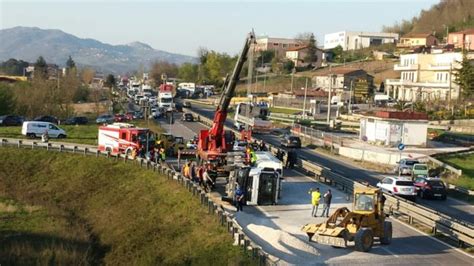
[0,26,196,74]
[383,0,474,38]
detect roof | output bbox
[366,111,428,120]
[401,33,434,39]
[450,29,474,35]
[292,88,328,97]
[313,68,367,76]
[286,45,309,52]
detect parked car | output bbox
[377,176,417,201]
[64,116,88,125]
[183,101,192,108]
[22,121,67,139]
[412,163,429,178]
[414,176,447,200]
[114,114,128,122]
[395,159,420,176]
[181,113,194,122]
[34,115,59,125]
[125,112,134,121]
[133,111,144,119]
[96,114,114,124]
[281,134,301,148]
[0,115,24,126]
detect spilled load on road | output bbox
[302,187,392,252]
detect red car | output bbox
[114,114,128,122]
[125,112,134,121]
[414,177,447,200]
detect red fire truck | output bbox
[98,123,151,154]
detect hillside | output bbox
[0,148,251,265]
[0,27,196,74]
[383,0,474,37]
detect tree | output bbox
[150,61,178,84]
[282,60,295,74]
[105,74,116,88]
[34,56,47,78]
[454,50,474,99]
[256,50,274,67]
[81,68,95,84]
[0,84,15,115]
[66,56,76,69]
[178,63,199,82]
[0,58,29,76]
[294,32,313,44]
[304,33,318,64]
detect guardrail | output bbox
[0,138,277,265]
[185,108,474,248]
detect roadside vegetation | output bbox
[0,147,252,265]
[438,153,474,191]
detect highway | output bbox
[156,106,474,265]
[186,101,474,226]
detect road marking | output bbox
[391,218,474,259]
[380,247,399,258]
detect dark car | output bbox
[0,115,24,126]
[64,116,89,125]
[96,114,115,124]
[34,115,59,124]
[281,134,301,148]
[181,113,194,122]
[133,111,144,119]
[414,177,447,200]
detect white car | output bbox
[395,159,420,176]
[233,140,248,151]
[22,121,67,139]
[377,176,417,201]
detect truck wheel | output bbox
[57,134,66,139]
[354,228,373,252]
[379,221,392,245]
[27,133,35,139]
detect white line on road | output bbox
[380,247,399,258]
[392,218,474,259]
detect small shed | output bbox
[359,111,428,147]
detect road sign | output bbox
[398,143,405,151]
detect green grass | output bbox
[0,148,253,265]
[269,107,300,115]
[0,124,100,145]
[438,153,474,191]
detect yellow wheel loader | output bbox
[302,187,392,252]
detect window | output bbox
[354,194,375,211]
[48,124,58,130]
[121,132,126,139]
[273,43,279,46]
[383,178,393,184]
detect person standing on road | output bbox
[203,166,215,192]
[321,189,332,217]
[235,184,245,212]
[308,188,321,217]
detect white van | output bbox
[22,121,67,139]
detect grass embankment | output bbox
[269,107,300,115]
[438,153,474,191]
[0,148,251,265]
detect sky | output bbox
[1,0,440,57]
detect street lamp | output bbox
[302,77,308,119]
[327,74,336,124]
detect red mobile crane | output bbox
[197,32,255,163]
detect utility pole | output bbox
[302,77,308,119]
[348,79,354,115]
[449,62,453,116]
[327,74,334,124]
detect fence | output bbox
[185,108,474,248]
[0,138,277,265]
[291,124,343,149]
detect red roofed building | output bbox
[448,29,474,51]
[360,111,428,147]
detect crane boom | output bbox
[198,31,255,162]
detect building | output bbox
[312,68,374,102]
[448,29,474,51]
[255,37,303,57]
[359,111,428,147]
[324,31,399,51]
[385,52,474,102]
[397,33,438,48]
[285,46,323,68]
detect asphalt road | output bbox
[155,112,474,264]
[187,102,474,226]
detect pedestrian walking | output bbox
[203,167,215,192]
[321,189,332,217]
[235,184,245,212]
[308,188,321,217]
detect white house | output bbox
[324,31,399,51]
[359,111,428,147]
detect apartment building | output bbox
[255,37,303,57]
[385,52,467,102]
[285,46,323,68]
[448,29,474,51]
[324,31,399,51]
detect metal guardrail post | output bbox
[96,150,100,157]
[84,147,88,156]
[59,145,64,152]
[17,140,22,148]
